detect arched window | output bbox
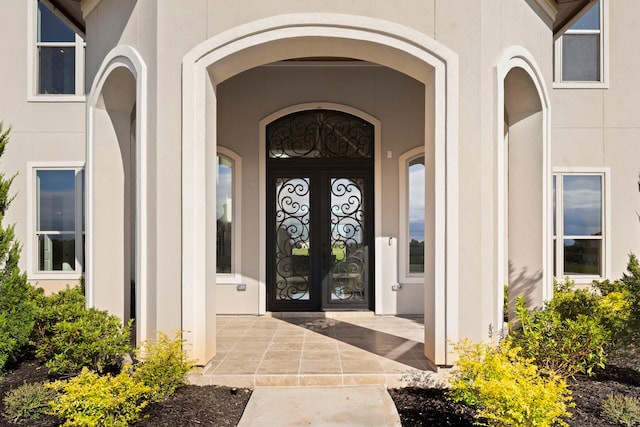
[399,148,425,282]
[216,148,241,277]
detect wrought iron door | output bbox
[266,109,374,311]
[268,170,372,311]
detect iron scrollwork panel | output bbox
[329,177,366,302]
[274,177,312,301]
[268,110,373,159]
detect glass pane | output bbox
[274,177,311,300]
[563,175,602,236]
[216,156,233,274]
[38,1,75,42]
[39,46,76,94]
[564,238,601,276]
[38,234,75,271]
[330,177,366,302]
[267,110,373,159]
[570,1,600,30]
[37,170,75,232]
[409,157,425,274]
[552,175,556,236]
[562,34,600,81]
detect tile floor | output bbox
[189,314,442,388]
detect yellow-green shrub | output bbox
[133,331,195,401]
[449,340,573,427]
[48,366,150,427]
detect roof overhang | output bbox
[554,0,599,35]
[41,0,85,36]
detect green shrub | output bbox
[449,340,573,427]
[133,331,195,401]
[48,366,151,427]
[29,285,86,345]
[595,253,640,346]
[37,308,132,375]
[2,382,57,423]
[508,283,614,377]
[0,123,35,372]
[601,394,640,427]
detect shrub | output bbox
[449,340,573,427]
[601,394,640,427]
[29,285,86,345]
[508,281,616,377]
[0,123,35,372]
[48,366,151,427]
[37,308,132,375]
[2,382,57,423]
[133,331,195,401]
[595,253,640,346]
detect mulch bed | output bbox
[1,349,639,426]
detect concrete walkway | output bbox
[237,386,402,427]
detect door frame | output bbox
[259,103,383,314]
[266,161,375,311]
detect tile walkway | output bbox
[189,314,442,388]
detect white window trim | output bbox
[554,0,608,89]
[215,147,243,284]
[27,162,85,280]
[398,147,425,285]
[27,0,86,102]
[553,167,611,283]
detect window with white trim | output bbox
[33,0,84,96]
[215,148,242,279]
[34,167,84,274]
[399,148,425,282]
[553,172,606,279]
[554,0,607,86]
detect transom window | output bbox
[553,171,607,279]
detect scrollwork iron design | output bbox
[274,177,311,301]
[329,178,366,301]
[268,110,373,159]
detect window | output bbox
[553,170,608,280]
[215,148,242,280]
[30,0,85,98]
[554,0,608,87]
[399,148,425,283]
[31,166,84,276]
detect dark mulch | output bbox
[2,349,639,427]
[390,349,640,427]
[0,360,251,427]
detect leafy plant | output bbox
[449,340,573,427]
[2,382,57,423]
[0,123,35,372]
[508,281,616,377]
[133,331,195,401]
[595,253,640,346]
[48,366,151,427]
[29,285,86,345]
[601,394,640,427]
[37,308,132,375]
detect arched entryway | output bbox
[86,46,148,345]
[496,47,552,333]
[182,14,459,365]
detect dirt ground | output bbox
[1,349,639,426]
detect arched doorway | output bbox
[266,109,375,311]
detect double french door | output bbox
[267,167,373,311]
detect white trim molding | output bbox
[182,13,459,366]
[86,45,148,344]
[496,46,552,337]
